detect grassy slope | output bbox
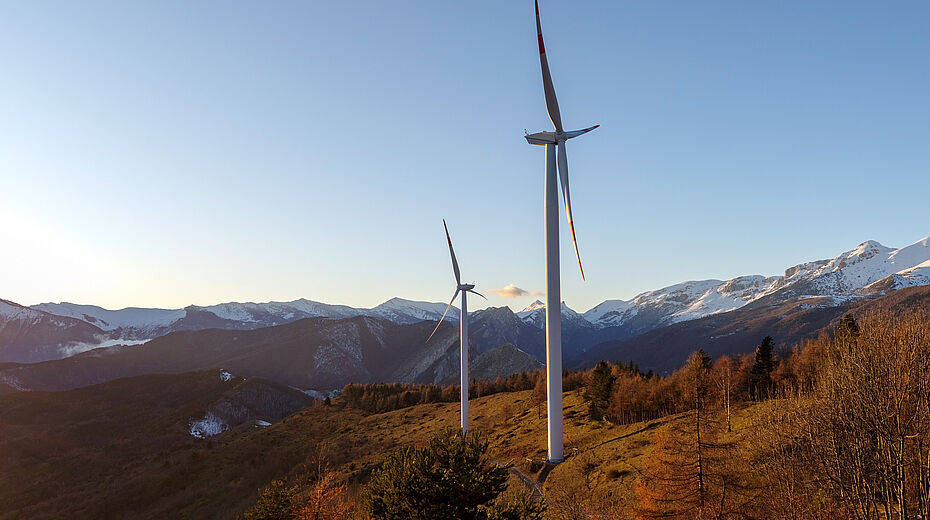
[0,372,766,519]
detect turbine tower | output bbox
[426,219,486,433]
[525,0,598,463]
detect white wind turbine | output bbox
[426,219,486,433]
[524,0,598,463]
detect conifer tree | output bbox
[749,336,776,400]
[364,428,536,520]
[585,361,614,420]
[244,480,298,520]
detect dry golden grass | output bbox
[0,371,768,520]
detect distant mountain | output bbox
[30,302,186,339]
[575,284,930,374]
[512,300,625,357]
[29,297,454,341]
[0,299,108,363]
[6,235,930,367]
[466,344,543,384]
[581,236,930,333]
[0,316,482,392]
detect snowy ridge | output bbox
[32,302,184,332]
[518,301,586,330]
[581,276,780,328]
[30,297,457,345]
[15,235,930,355]
[0,300,44,321]
[366,297,459,325]
[583,235,930,329]
[758,238,930,297]
[516,300,545,319]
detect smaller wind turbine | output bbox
[426,219,486,433]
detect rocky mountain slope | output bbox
[0,300,108,363]
[0,315,538,393]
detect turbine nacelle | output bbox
[525,125,600,146]
[458,283,476,292]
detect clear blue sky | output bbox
[1,1,928,312]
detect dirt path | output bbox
[508,464,547,502]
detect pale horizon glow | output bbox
[1,2,928,312]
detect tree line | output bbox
[341,369,586,415]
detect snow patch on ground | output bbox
[0,374,27,391]
[190,412,228,438]
[220,370,234,382]
[301,389,342,399]
[255,420,272,427]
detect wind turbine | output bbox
[426,219,486,433]
[525,0,598,463]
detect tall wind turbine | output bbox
[426,219,486,433]
[525,0,598,463]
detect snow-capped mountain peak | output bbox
[0,299,43,321]
[582,235,930,331]
[517,300,545,316]
[368,297,459,325]
[516,300,582,328]
[32,302,185,333]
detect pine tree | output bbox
[244,480,298,520]
[834,313,860,351]
[585,361,614,420]
[364,428,514,520]
[749,336,776,400]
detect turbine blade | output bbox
[443,219,461,285]
[564,124,600,140]
[557,141,585,280]
[426,289,460,343]
[535,0,562,133]
[468,289,487,301]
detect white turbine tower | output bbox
[525,0,598,463]
[426,219,486,433]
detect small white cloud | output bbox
[488,284,542,299]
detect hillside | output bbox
[0,370,316,519]
[0,369,761,520]
[4,303,927,519]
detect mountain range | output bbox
[2,235,929,387]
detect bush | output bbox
[243,479,297,520]
[365,428,543,520]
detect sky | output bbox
[1,1,928,313]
